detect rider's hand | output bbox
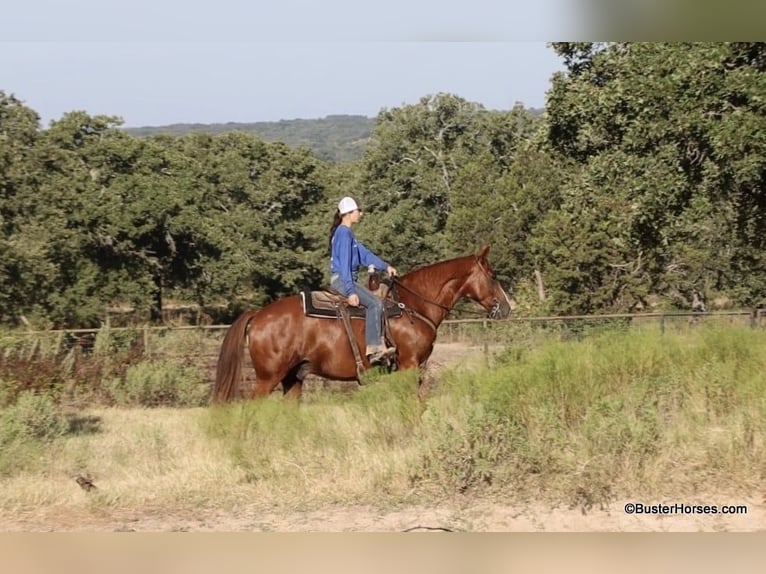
[348,293,360,306]
[387,265,398,277]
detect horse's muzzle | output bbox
[489,299,503,319]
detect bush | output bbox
[103,359,208,407]
[0,390,68,445]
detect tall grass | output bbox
[203,368,425,507]
[0,324,763,522]
[0,326,209,409]
[413,325,766,508]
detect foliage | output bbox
[0,327,213,411]
[103,359,208,407]
[0,390,68,443]
[0,390,69,476]
[542,42,766,312]
[411,325,766,505]
[4,44,766,324]
[1,96,329,327]
[0,324,763,512]
[357,94,547,274]
[124,115,376,163]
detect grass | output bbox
[0,324,764,526]
[414,325,766,506]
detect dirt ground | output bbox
[5,497,764,532]
[2,343,764,532]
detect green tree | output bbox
[542,42,766,311]
[358,93,487,268]
[0,92,46,324]
[446,107,561,298]
[34,111,157,326]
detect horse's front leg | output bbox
[397,352,433,401]
[416,360,438,401]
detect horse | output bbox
[211,245,515,402]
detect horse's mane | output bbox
[399,255,475,292]
[399,254,475,283]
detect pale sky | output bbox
[1,1,576,128]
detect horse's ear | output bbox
[476,244,490,261]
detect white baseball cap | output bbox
[338,196,359,215]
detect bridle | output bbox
[477,259,505,320]
[488,298,504,320]
[390,256,507,319]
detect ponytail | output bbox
[328,210,342,255]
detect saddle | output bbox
[300,279,402,377]
[300,284,402,320]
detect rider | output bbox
[329,196,398,363]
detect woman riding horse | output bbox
[212,245,514,402]
[329,196,397,364]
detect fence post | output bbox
[483,318,489,364]
[660,314,666,334]
[751,309,757,329]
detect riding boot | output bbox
[366,344,396,364]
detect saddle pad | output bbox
[300,291,404,320]
[301,291,366,319]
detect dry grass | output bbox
[0,374,428,526]
[0,408,240,522]
[1,326,765,531]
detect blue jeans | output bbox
[331,274,383,348]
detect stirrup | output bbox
[367,346,396,364]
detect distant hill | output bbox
[123,114,376,162]
[123,108,546,163]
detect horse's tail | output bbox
[211,310,257,403]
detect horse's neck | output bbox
[398,258,471,325]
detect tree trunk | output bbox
[534,269,546,301]
[150,273,164,324]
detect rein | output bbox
[390,277,452,313]
[390,276,494,318]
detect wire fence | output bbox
[2,309,764,377]
[438,308,764,340]
[0,309,766,396]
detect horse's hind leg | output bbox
[248,348,292,398]
[251,365,287,398]
[282,376,302,400]
[251,379,281,398]
[282,362,311,400]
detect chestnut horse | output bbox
[212,245,514,402]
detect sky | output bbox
[0,1,577,128]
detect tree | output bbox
[446,107,561,294]
[358,93,487,268]
[542,42,766,311]
[0,92,46,324]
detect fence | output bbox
[2,309,764,378]
[438,308,765,340]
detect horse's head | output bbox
[464,245,516,319]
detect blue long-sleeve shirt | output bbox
[330,225,389,296]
